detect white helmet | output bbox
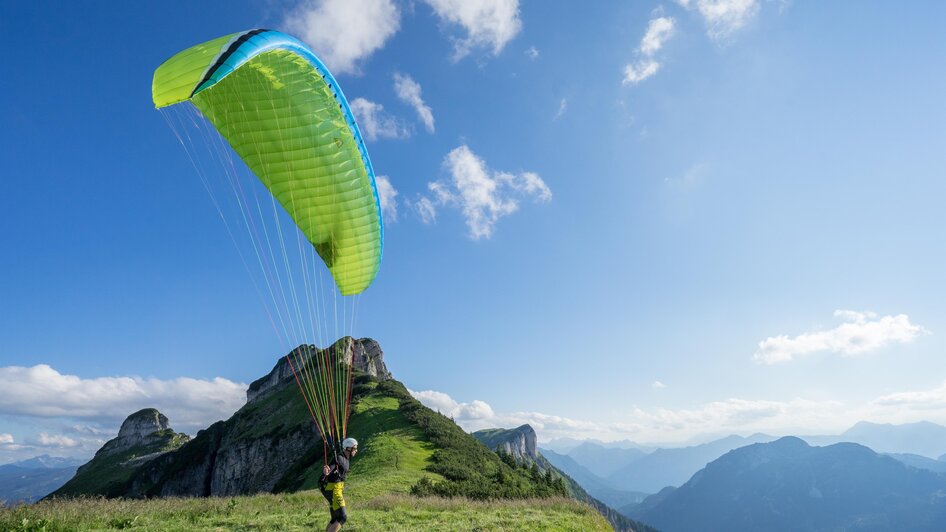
[342,437,358,451]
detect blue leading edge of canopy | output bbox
[193,29,384,278]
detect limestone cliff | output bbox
[247,337,390,403]
[473,425,540,465]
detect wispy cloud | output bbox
[676,0,759,41]
[623,16,676,86]
[753,310,930,365]
[640,15,677,55]
[525,46,539,60]
[284,0,400,75]
[36,433,78,448]
[393,73,435,133]
[375,175,399,223]
[874,380,946,412]
[423,0,522,60]
[350,98,411,141]
[554,98,567,120]
[652,381,667,390]
[665,161,711,192]
[624,60,661,85]
[416,145,550,239]
[0,434,12,445]
[626,397,843,437]
[0,364,247,433]
[409,389,599,439]
[414,196,437,224]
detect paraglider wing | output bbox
[152,29,383,296]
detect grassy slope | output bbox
[289,379,444,503]
[6,377,611,531]
[3,493,609,531]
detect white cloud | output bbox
[0,364,247,433]
[409,390,458,414]
[417,145,550,239]
[501,171,552,202]
[859,380,946,428]
[36,433,78,448]
[350,98,411,141]
[627,397,844,438]
[284,0,400,75]
[409,389,598,439]
[393,73,435,133]
[375,175,399,223]
[623,60,661,85]
[525,46,539,60]
[423,0,522,60]
[640,16,676,55]
[677,0,759,41]
[652,381,667,389]
[623,17,675,86]
[753,310,930,365]
[0,434,12,445]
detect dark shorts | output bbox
[330,505,347,524]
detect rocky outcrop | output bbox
[351,338,390,381]
[247,337,390,403]
[473,425,540,464]
[51,409,189,498]
[95,409,174,458]
[127,418,319,497]
[472,424,651,532]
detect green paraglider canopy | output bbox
[153,29,383,296]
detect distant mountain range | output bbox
[0,455,84,505]
[626,437,946,532]
[542,421,946,498]
[565,442,649,478]
[884,452,946,473]
[607,433,777,493]
[542,437,656,455]
[542,433,778,497]
[801,421,946,458]
[541,449,649,510]
[536,419,946,530]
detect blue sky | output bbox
[1,0,946,462]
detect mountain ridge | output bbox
[627,436,946,531]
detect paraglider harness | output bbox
[320,438,349,525]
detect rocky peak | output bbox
[118,408,169,439]
[247,337,391,403]
[87,409,185,461]
[473,424,540,464]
